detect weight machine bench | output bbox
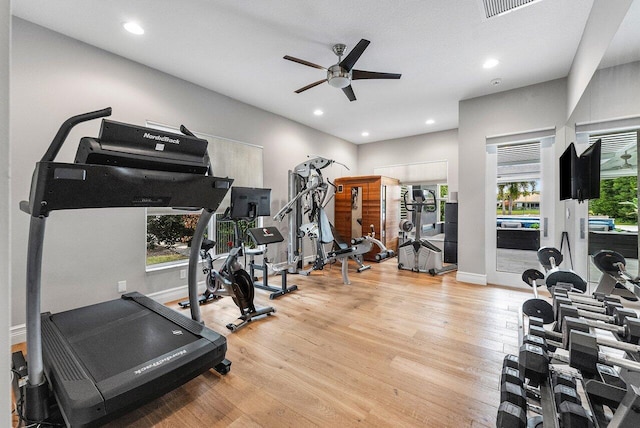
[326,227,394,285]
[246,226,298,299]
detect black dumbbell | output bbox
[530,314,640,354]
[557,309,640,345]
[558,401,594,428]
[501,365,524,387]
[562,316,640,354]
[519,341,550,385]
[552,371,577,389]
[553,294,625,321]
[554,300,633,328]
[522,269,555,324]
[520,332,640,380]
[497,355,528,428]
[569,330,640,375]
[554,383,581,409]
[496,401,526,428]
[503,354,520,370]
[554,287,622,306]
[500,380,526,408]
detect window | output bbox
[146,212,207,268]
[144,122,263,270]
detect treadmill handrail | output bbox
[41,107,112,163]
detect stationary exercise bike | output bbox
[397,189,456,275]
[180,187,276,331]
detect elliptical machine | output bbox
[397,189,456,275]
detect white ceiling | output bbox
[10,0,637,144]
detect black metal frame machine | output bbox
[16,108,233,427]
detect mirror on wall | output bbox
[574,1,640,290]
[398,183,448,248]
[586,130,639,287]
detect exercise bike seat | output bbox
[201,239,216,252]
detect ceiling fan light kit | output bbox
[327,65,350,88]
[284,38,401,101]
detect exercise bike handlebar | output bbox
[41,107,112,163]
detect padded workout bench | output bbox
[247,226,298,299]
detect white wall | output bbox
[357,129,458,191]
[571,61,640,124]
[1,0,11,425]
[10,17,356,327]
[457,78,568,282]
[566,0,634,119]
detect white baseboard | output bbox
[456,271,487,285]
[146,283,205,304]
[11,324,26,345]
[10,283,207,345]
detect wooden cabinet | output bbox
[334,175,400,261]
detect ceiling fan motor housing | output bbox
[327,64,351,88]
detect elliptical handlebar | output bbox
[41,107,112,163]
[403,191,415,212]
[402,189,437,213]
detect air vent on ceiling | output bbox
[481,0,542,19]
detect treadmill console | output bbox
[75,119,210,174]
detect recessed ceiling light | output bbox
[123,22,144,35]
[313,109,323,116]
[483,58,499,69]
[361,131,369,137]
[426,119,435,125]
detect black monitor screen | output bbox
[559,143,577,201]
[578,139,601,202]
[230,187,271,219]
[558,140,601,202]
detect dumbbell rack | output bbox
[504,295,640,427]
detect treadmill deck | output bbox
[41,292,226,427]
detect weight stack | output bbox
[444,202,458,264]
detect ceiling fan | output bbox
[283,39,401,102]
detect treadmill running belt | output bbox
[50,298,199,382]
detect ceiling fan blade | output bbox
[339,39,370,72]
[342,85,356,102]
[283,55,325,70]
[295,79,327,93]
[352,70,402,80]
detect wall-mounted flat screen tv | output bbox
[559,139,601,203]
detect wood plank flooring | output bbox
[13,260,532,427]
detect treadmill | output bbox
[19,108,234,427]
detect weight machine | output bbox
[274,156,347,274]
[274,156,393,284]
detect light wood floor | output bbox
[13,260,532,427]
